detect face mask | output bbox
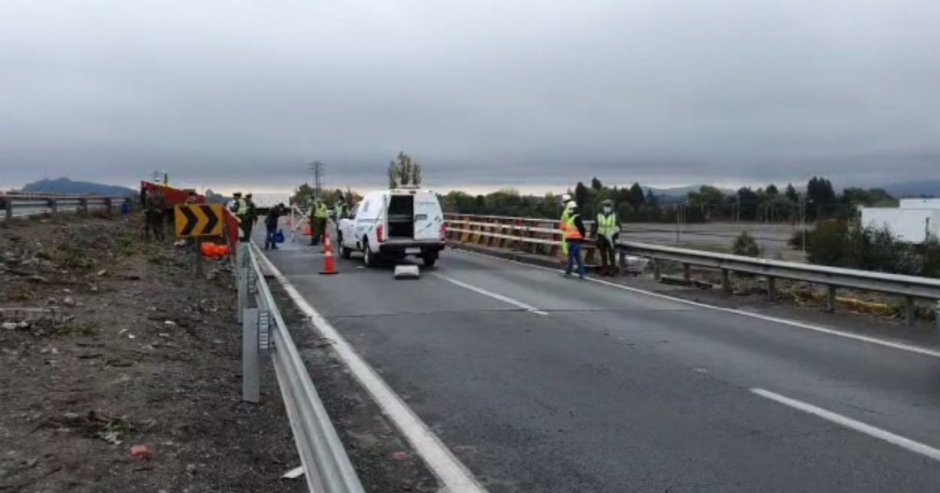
[603,207,612,214]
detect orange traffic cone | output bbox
[303,222,312,236]
[320,234,338,275]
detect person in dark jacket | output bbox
[563,202,586,279]
[264,203,285,250]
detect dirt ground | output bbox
[0,213,303,492]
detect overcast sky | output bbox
[1,1,938,194]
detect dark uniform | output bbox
[144,189,167,241]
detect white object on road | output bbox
[282,466,305,479]
[752,388,940,462]
[394,265,420,280]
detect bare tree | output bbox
[387,151,422,188]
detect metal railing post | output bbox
[767,276,776,302]
[105,198,113,215]
[721,269,732,293]
[935,300,940,331]
[826,285,837,313]
[79,198,88,215]
[242,307,260,403]
[905,296,916,326]
[48,198,57,215]
[3,198,11,220]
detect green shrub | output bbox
[732,231,760,257]
[807,220,847,266]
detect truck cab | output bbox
[337,188,446,267]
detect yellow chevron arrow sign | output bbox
[174,204,225,238]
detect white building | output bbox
[862,199,940,243]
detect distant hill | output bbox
[881,180,940,198]
[21,178,137,197]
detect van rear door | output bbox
[413,192,443,242]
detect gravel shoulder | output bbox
[0,214,303,493]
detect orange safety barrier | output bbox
[201,242,231,259]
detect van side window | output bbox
[360,200,371,216]
[349,203,360,218]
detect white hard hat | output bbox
[561,194,572,202]
[566,201,577,212]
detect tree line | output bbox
[443,176,898,223]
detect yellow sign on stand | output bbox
[175,204,225,238]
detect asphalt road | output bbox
[259,233,940,492]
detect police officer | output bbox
[242,193,257,241]
[592,199,620,276]
[144,188,167,241]
[310,199,329,246]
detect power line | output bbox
[308,161,325,199]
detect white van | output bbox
[337,188,446,267]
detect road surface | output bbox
[258,233,940,492]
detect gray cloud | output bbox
[1,0,938,193]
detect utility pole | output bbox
[308,161,325,201]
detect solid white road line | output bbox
[256,250,487,493]
[431,272,549,316]
[751,388,940,462]
[451,248,940,360]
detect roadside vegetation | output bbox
[798,221,940,277]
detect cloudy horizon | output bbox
[1,1,937,194]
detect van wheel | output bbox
[363,240,377,267]
[338,233,352,259]
[422,253,438,268]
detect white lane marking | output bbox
[256,250,487,493]
[452,248,940,359]
[752,388,940,462]
[431,272,549,316]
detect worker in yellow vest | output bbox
[559,194,572,259]
[310,200,329,246]
[563,202,586,279]
[592,199,620,276]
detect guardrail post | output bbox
[48,198,57,215]
[105,198,113,215]
[653,260,662,281]
[3,198,11,221]
[721,269,731,294]
[935,301,940,331]
[79,198,88,215]
[826,285,837,312]
[766,276,776,302]
[905,296,916,326]
[242,307,260,403]
[683,263,691,282]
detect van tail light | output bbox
[441,223,447,241]
[377,224,385,243]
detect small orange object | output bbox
[320,234,338,275]
[303,222,313,236]
[130,445,152,460]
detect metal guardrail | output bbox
[0,194,127,220]
[445,214,940,326]
[236,244,364,493]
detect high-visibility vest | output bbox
[559,209,570,236]
[596,212,618,239]
[235,199,248,215]
[564,215,583,241]
[314,203,329,219]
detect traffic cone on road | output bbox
[320,234,338,275]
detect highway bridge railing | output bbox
[444,214,940,326]
[0,194,129,220]
[237,244,364,493]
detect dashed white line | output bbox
[256,250,487,493]
[432,272,549,316]
[452,248,940,360]
[752,388,940,462]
